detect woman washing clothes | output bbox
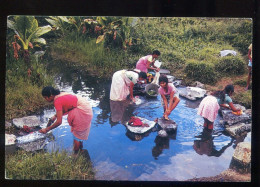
[136,50,161,73]
[110,69,147,102]
[39,86,93,154]
[158,75,180,120]
[197,84,240,130]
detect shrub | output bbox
[234,79,247,87]
[163,51,186,69]
[233,90,252,109]
[197,47,219,61]
[215,56,245,75]
[184,60,218,84]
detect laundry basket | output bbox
[145,83,159,98]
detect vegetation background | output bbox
[6,16,252,120]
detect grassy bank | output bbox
[49,17,252,108]
[50,36,138,78]
[5,150,95,180]
[5,56,54,120]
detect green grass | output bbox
[233,90,252,109]
[50,35,139,78]
[5,150,95,180]
[5,57,54,120]
[49,17,252,83]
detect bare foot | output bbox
[164,115,170,120]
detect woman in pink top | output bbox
[39,86,93,153]
[158,75,180,120]
[136,50,161,73]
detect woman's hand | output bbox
[131,97,136,103]
[39,128,48,134]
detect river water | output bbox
[39,63,245,181]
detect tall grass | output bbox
[50,35,137,77]
[5,150,95,180]
[49,17,252,83]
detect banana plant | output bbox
[7,16,52,67]
[45,16,71,36]
[93,16,137,49]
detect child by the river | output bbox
[158,75,180,120]
[197,84,240,130]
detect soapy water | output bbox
[16,131,46,144]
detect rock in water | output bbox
[178,87,206,100]
[16,131,46,144]
[157,118,177,132]
[158,130,168,137]
[12,116,41,129]
[186,87,206,98]
[225,123,251,137]
[17,138,48,152]
[229,142,251,173]
[221,110,251,125]
[125,117,156,134]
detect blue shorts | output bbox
[72,134,84,142]
[248,60,252,67]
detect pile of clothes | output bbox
[128,116,149,127]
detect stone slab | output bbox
[17,138,47,152]
[221,110,251,125]
[157,118,177,132]
[225,123,251,137]
[12,116,41,129]
[125,117,156,134]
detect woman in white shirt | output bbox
[110,69,147,102]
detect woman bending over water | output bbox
[197,84,240,130]
[110,69,147,102]
[39,86,93,153]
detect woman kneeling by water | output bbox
[39,86,93,153]
[197,84,240,130]
[159,75,180,120]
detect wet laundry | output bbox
[128,116,149,127]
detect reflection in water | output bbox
[152,130,177,159]
[110,100,131,124]
[152,136,169,159]
[193,128,234,157]
[125,130,151,141]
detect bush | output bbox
[197,47,219,61]
[184,60,218,84]
[233,90,252,109]
[163,51,186,69]
[215,56,245,75]
[234,79,247,87]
